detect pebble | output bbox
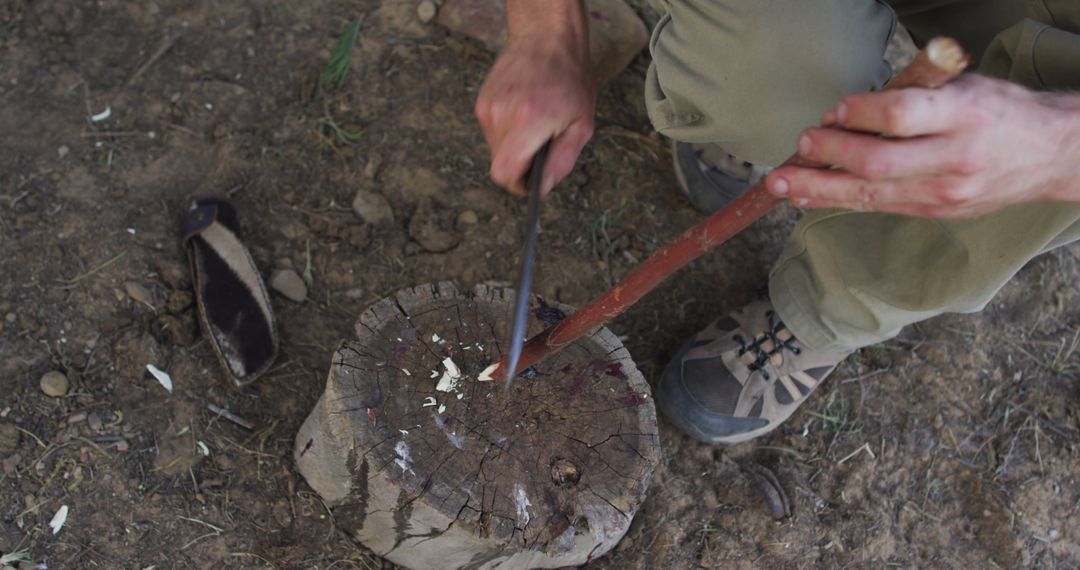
[269,269,307,303]
[40,370,70,397]
[57,145,70,159]
[165,290,193,313]
[1,453,20,474]
[124,282,155,308]
[417,0,437,23]
[5,313,15,323]
[456,210,479,226]
[409,200,460,253]
[351,190,395,226]
[344,288,365,299]
[0,422,19,453]
[364,154,383,180]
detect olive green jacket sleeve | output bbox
[980,1,1080,90]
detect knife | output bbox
[503,141,550,386]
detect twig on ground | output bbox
[126,33,180,87]
[207,403,255,430]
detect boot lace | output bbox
[732,311,801,381]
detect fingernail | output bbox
[797,134,812,157]
[771,176,789,196]
[835,102,848,123]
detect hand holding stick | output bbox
[489,37,970,380]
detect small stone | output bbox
[272,499,293,527]
[352,190,394,226]
[344,288,365,299]
[0,422,19,453]
[125,282,155,308]
[57,145,70,159]
[160,313,198,347]
[5,313,15,323]
[456,210,479,226]
[165,290,194,314]
[153,258,189,289]
[364,154,383,179]
[408,199,460,253]
[417,0,437,23]
[274,257,295,271]
[2,453,21,474]
[87,412,103,432]
[40,370,70,397]
[269,269,307,303]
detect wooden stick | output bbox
[493,37,970,380]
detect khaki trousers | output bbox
[645,0,1080,351]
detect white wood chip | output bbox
[146,364,173,393]
[90,106,112,122]
[477,363,499,382]
[197,441,211,456]
[49,504,69,535]
[435,357,462,392]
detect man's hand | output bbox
[475,1,595,196]
[765,74,1080,218]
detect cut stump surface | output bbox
[295,283,660,569]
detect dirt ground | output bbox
[1,1,1078,568]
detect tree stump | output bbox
[294,282,660,569]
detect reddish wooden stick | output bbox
[492,37,970,379]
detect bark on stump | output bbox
[295,282,660,569]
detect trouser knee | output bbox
[645,0,896,165]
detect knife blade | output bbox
[503,141,549,386]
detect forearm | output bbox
[506,0,588,49]
[1043,92,1080,202]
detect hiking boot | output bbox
[658,300,850,444]
[672,141,770,214]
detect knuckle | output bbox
[473,101,488,123]
[883,100,915,135]
[858,151,892,179]
[514,97,542,122]
[936,181,976,205]
[948,150,983,176]
[580,116,596,137]
[489,163,510,185]
[958,101,992,128]
[855,182,876,205]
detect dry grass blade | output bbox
[56,250,128,286]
